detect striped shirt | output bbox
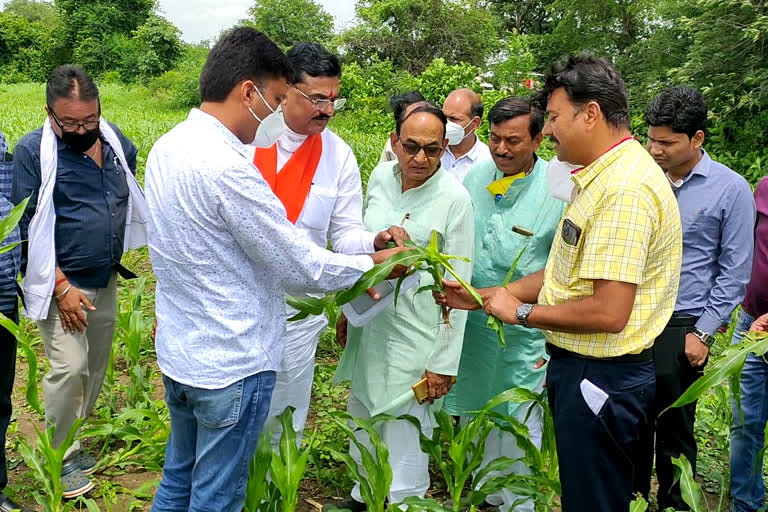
[0,128,21,313]
[12,123,137,289]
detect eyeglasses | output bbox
[399,139,444,158]
[293,86,346,111]
[48,107,99,132]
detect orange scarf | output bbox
[253,134,323,224]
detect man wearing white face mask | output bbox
[145,29,408,511]
[441,88,492,183]
[255,43,408,452]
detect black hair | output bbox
[397,101,447,138]
[644,86,708,138]
[286,42,342,84]
[390,91,426,124]
[488,96,544,139]
[532,53,629,129]
[470,99,484,120]
[46,65,99,108]
[200,27,293,102]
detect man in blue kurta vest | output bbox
[443,96,564,512]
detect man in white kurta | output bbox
[440,88,492,183]
[260,43,404,448]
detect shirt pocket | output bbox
[684,208,720,240]
[550,217,585,287]
[299,185,337,232]
[403,218,443,250]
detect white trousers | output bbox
[473,403,543,512]
[266,339,319,450]
[347,393,434,507]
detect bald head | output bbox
[444,88,483,121]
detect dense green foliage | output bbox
[242,0,334,50]
[0,0,765,184]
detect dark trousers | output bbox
[634,315,701,511]
[546,346,655,512]
[0,309,18,491]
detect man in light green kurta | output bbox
[443,97,564,512]
[329,103,474,510]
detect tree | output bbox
[131,14,183,79]
[337,0,500,75]
[488,0,556,35]
[4,0,58,26]
[0,11,56,82]
[244,0,334,50]
[54,0,155,61]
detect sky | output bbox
[156,0,357,43]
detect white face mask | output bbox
[248,87,287,148]
[546,156,581,203]
[445,119,474,146]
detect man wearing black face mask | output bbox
[12,65,142,499]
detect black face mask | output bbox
[60,127,100,153]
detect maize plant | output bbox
[328,412,393,512]
[81,404,170,472]
[400,387,559,512]
[269,407,316,512]
[0,197,43,413]
[115,277,154,408]
[243,427,280,512]
[287,231,481,324]
[18,419,100,512]
[485,244,528,348]
[663,330,768,416]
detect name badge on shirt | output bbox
[561,218,582,246]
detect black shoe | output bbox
[0,493,35,512]
[322,496,367,512]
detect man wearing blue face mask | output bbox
[441,88,492,183]
[13,65,145,499]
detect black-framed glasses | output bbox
[399,139,443,158]
[48,107,100,132]
[292,86,346,111]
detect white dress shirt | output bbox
[440,135,492,184]
[145,109,373,389]
[276,127,375,370]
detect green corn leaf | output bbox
[662,331,768,415]
[0,196,29,251]
[629,496,648,512]
[334,250,425,306]
[671,455,703,512]
[485,244,529,348]
[244,427,274,512]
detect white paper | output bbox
[342,273,421,327]
[580,378,609,416]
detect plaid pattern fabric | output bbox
[539,139,682,357]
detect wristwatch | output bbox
[516,303,535,328]
[691,327,713,347]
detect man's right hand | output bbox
[336,314,348,348]
[371,246,414,280]
[55,283,96,333]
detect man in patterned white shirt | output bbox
[440,88,492,183]
[145,28,405,511]
[257,42,407,451]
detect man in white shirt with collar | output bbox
[255,42,407,449]
[441,88,492,183]
[145,29,405,511]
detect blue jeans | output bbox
[151,371,276,512]
[729,309,766,512]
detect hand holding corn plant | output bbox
[286,231,481,323]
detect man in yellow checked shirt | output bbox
[440,54,682,512]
